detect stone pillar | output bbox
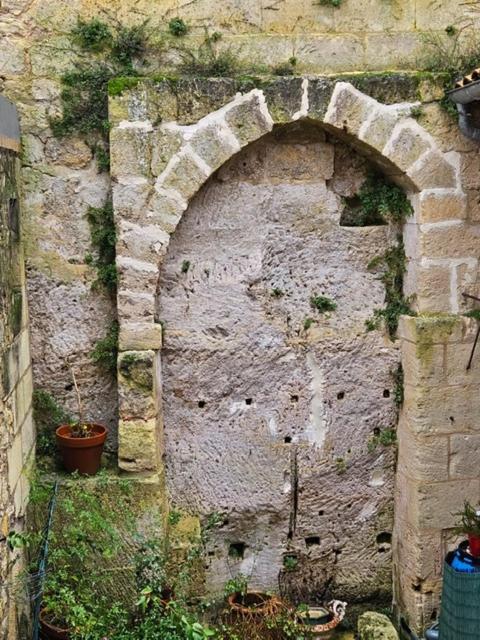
[394,315,480,633]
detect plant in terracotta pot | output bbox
[56,361,107,475]
[454,500,480,557]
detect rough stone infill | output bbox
[394,315,480,634]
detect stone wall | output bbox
[159,124,399,599]
[0,0,479,450]
[0,96,33,640]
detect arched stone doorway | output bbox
[110,78,472,632]
[157,120,399,599]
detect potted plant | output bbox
[32,478,131,639]
[56,361,107,475]
[454,500,480,556]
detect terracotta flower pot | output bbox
[469,534,480,557]
[56,423,107,476]
[39,609,70,640]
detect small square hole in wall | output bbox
[198,400,206,408]
[229,542,246,560]
[245,398,253,406]
[383,389,390,398]
[337,391,345,400]
[291,394,299,403]
[284,436,292,444]
[305,536,321,548]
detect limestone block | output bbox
[0,38,25,76]
[445,341,480,387]
[118,418,159,472]
[364,32,424,72]
[418,221,480,260]
[403,383,480,435]
[119,322,163,351]
[20,412,34,465]
[323,82,376,138]
[188,122,240,173]
[401,338,446,388]
[112,180,153,225]
[29,36,75,76]
[151,127,184,177]
[117,221,169,264]
[263,77,306,123]
[148,188,186,233]
[110,125,152,179]
[174,78,237,126]
[397,426,449,482]
[224,91,273,147]
[116,256,159,294]
[418,190,467,223]
[450,433,480,479]
[263,141,334,181]
[358,611,399,640]
[415,477,480,530]
[117,291,156,323]
[407,151,457,190]
[359,107,402,154]
[335,0,414,32]
[398,315,465,346]
[466,189,480,222]
[414,263,452,313]
[460,152,480,190]
[394,515,442,583]
[294,35,365,73]
[7,434,22,493]
[155,149,210,202]
[383,123,433,172]
[118,350,157,421]
[44,137,93,169]
[415,0,472,30]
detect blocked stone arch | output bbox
[110,79,468,631]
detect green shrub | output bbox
[91,321,119,375]
[310,295,337,314]
[168,17,188,37]
[33,390,71,457]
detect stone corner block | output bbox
[323,81,377,138]
[119,322,163,351]
[398,314,463,345]
[382,122,433,173]
[224,90,274,147]
[110,124,153,179]
[156,149,210,202]
[118,418,159,473]
[407,150,457,190]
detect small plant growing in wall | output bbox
[316,0,342,6]
[310,295,337,314]
[366,239,415,338]
[271,288,284,298]
[303,317,314,331]
[181,260,191,274]
[168,17,188,37]
[367,427,397,453]
[85,199,117,295]
[91,320,119,375]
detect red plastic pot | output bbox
[56,423,107,476]
[468,534,480,557]
[39,609,70,639]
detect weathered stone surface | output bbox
[150,127,184,177]
[157,124,399,598]
[110,125,153,178]
[188,122,240,172]
[224,91,273,147]
[418,190,467,223]
[155,149,210,202]
[119,322,163,351]
[383,122,433,172]
[450,433,480,479]
[118,418,159,472]
[397,426,449,482]
[324,82,376,137]
[358,612,399,640]
[407,150,457,190]
[117,220,169,264]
